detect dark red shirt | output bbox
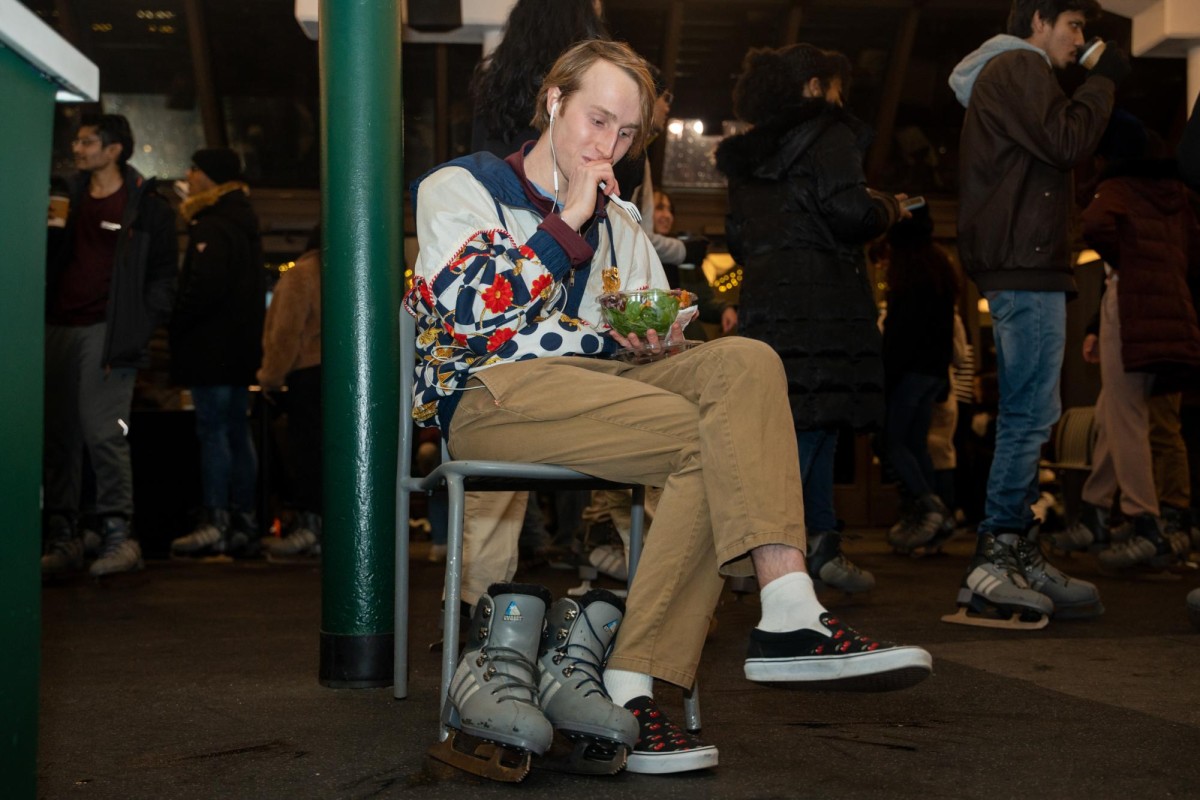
[47,184,129,326]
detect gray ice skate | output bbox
[428,583,554,783]
[1047,501,1109,553]
[1014,536,1103,619]
[264,512,322,561]
[536,590,638,775]
[942,533,1053,630]
[42,514,83,576]
[171,508,230,558]
[89,517,143,577]
[1097,514,1183,574]
[897,494,955,556]
[808,531,875,593]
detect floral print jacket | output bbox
[404,149,666,432]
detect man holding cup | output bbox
[42,114,177,577]
[944,0,1128,628]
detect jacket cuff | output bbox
[539,214,594,268]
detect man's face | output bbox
[72,126,121,172]
[1029,10,1087,69]
[549,60,643,184]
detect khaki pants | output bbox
[1082,280,1159,517]
[1148,393,1190,509]
[449,337,807,687]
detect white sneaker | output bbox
[588,543,628,582]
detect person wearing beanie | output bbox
[169,147,266,558]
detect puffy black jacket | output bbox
[716,100,898,431]
[169,188,265,386]
[45,166,177,368]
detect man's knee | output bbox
[703,337,783,379]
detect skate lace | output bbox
[479,646,540,705]
[550,613,610,698]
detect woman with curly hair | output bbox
[716,44,907,594]
[470,0,608,158]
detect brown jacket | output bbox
[955,48,1114,292]
[257,249,321,389]
[1081,160,1200,374]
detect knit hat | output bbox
[191,148,243,184]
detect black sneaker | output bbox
[623,696,718,774]
[744,613,932,691]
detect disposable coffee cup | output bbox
[1078,38,1106,70]
[48,194,69,228]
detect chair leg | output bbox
[683,681,702,733]
[394,487,411,699]
[438,477,468,742]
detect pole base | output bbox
[319,631,394,688]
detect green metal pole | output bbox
[0,44,55,796]
[317,0,402,688]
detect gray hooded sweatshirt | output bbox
[948,34,1049,108]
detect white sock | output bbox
[604,668,654,707]
[757,572,828,633]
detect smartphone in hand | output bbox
[900,196,926,211]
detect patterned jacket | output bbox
[405,148,666,433]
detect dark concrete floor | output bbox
[39,531,1200,799]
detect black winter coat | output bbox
[169,189,265,386]
[715,100,897,431]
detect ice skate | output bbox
[41,514,83,577]
[942,533,1052,629]
[264,511,322,562]
[89,517,143,578]
[534,590,637,775]
[886,502,921,553]
[427,583,554,783]
[897,494,956,557]
[1097,515,1186,578]
[1014,535,1103,619]
[171,508,230,559]
[1047,501,1109,554]
[807,531,875,593]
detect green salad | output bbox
[598,288,694,337]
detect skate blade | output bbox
[940,607,1049,630]
[427,730,532,783]
[534,731,628,775]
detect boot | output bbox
[428,583,554,782]
[89,516,143,577]
[1097,514,1182,571]
[899,493,954,555]
[42,514,83,576]
[264,511,322,559]
[807,530,875,593]
[226,509,261,558]
[1048,501,1109,553]
[1014,529,1103,619]
[171,508,230,557]
[535,590,638,774]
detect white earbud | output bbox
[550,100,559,122]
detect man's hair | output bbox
[1006,0,1101,38]
[732,44,851,126]
[78,113,134,167]
[470,0,608,147]
[531,39,656,159]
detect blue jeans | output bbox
[796,428,839,532]
[190,385,258,513]
[980,290,1065,534]
[882,372,947,500]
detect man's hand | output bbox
[721,306,739,334]
[610,321,686,353]
[1082,333,1100,364]
[560,160,618,231]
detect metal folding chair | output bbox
[394,310,700,737]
